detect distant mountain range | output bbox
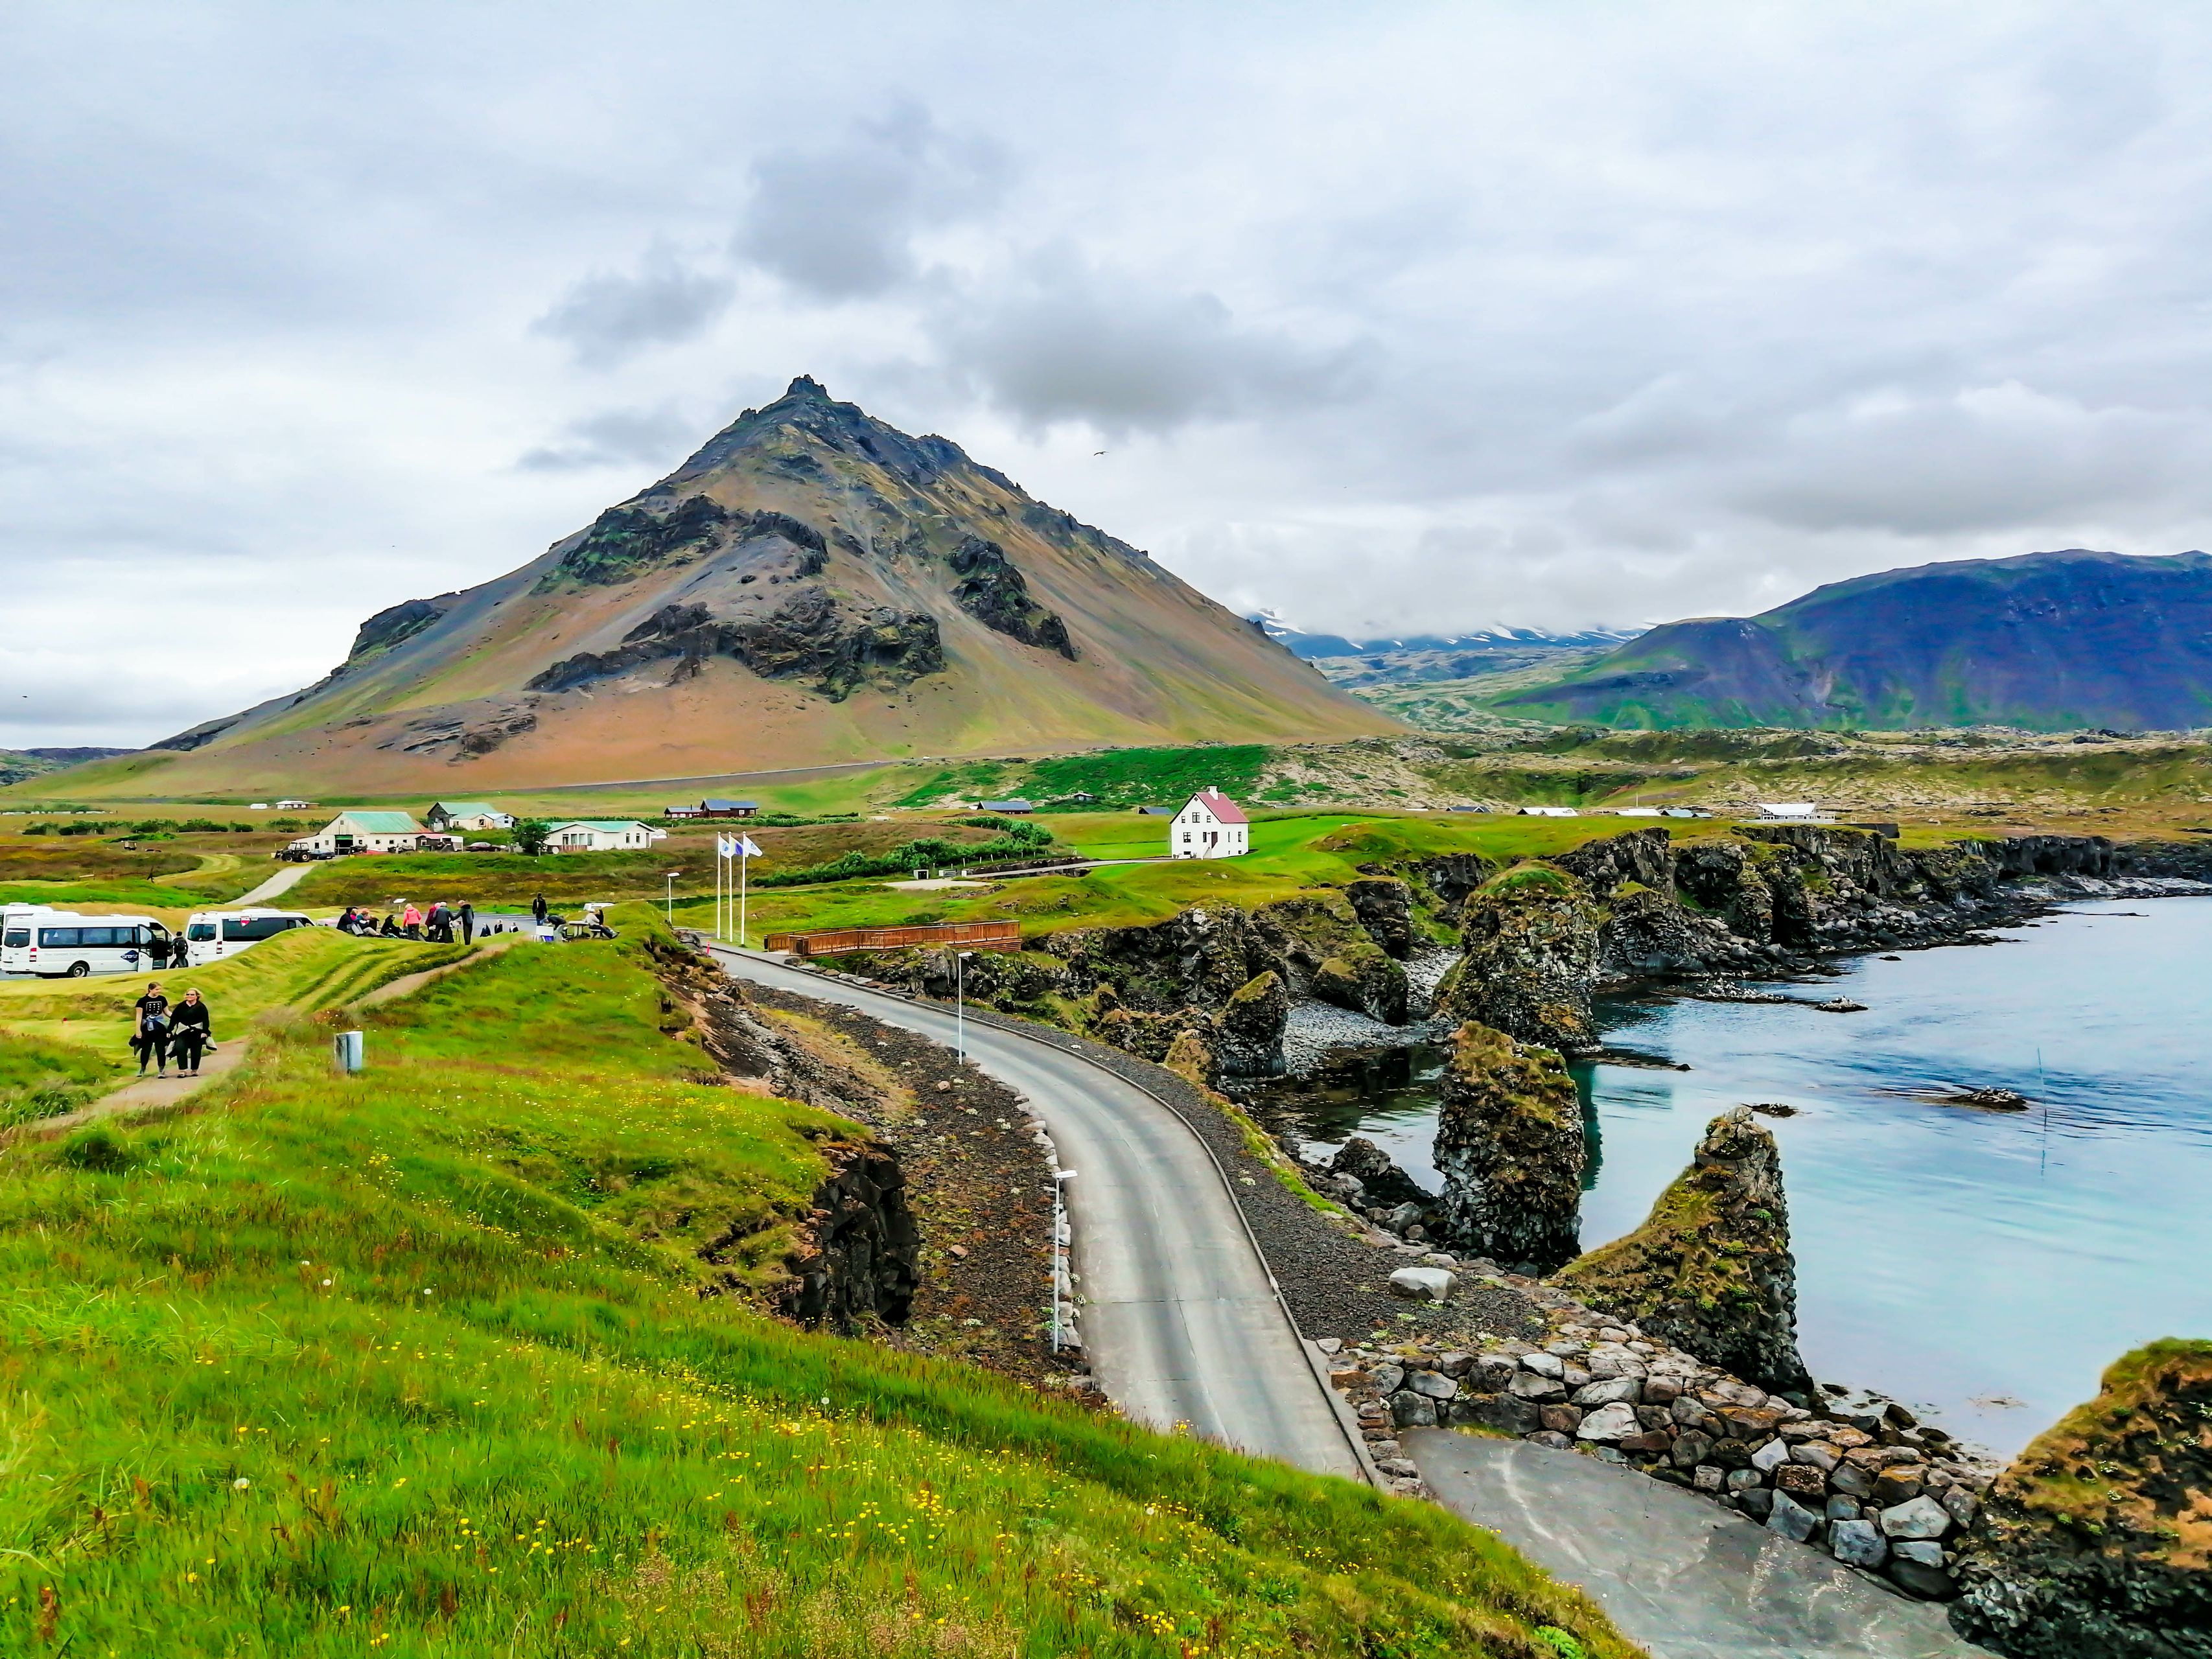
[0,747,137,787]
[1497,550,2212,732]
[40,379,1394,796]
[1252,614,1643,659]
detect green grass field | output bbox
[0,905,1635,1658]
[0,1027,119,1128]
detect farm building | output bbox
[666,799,758,819]
[1170,789,1248,859]
[292,811,428,855]
[546,820,668,853]
[976,799,1034,814]
[425,801,515,832]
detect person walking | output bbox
[168,989,212,1077]
[458,899,475,944]
[402,901,423,940]
[131,981,170,1078]
[531,893,548,927]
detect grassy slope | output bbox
[0,1027,119,1128]
[0,925,470,1053]
[0,909,1635,1658]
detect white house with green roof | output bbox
[425,801,515,832]
[545,820,666,853]
[294,810,427,855]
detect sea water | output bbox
[1261,897,2212,1455]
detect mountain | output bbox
[86,379,1395,795]
[1497,550,2212,732]
[0,747,137,787]
[1252,614,1642,660]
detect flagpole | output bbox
[716,839,725,942]
[739,842,748,948]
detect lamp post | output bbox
[664,870,680,927]
[955,950,975,1060]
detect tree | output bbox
[513,818,552,857]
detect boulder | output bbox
[1572,1376,1641,1408]
[1433,864,1602,1050]
[1313,950,1410,1026]
[1389,1391,1436,1428]
[1161,1027,1218,1089]
[1830,1518,1889,1570]
[1552,1107,1814,1395]
[1432,1021,1586,1271]
[1328,1137,1433,1211]
[1406,1369,1457,1401]
[1576,1402,1642,1442]
[1345,876,1417,958]
[1768,1491,1821,1543]
[1509,1370,1569,1404]
[1387,1266,1456,1303]
[1211,969,1288,1078]
[1880,1496,1951,1541]
[1950,1339,2212,1658]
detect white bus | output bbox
[183,909,316,967]
[0,903,58,975]
[4,911,173,979]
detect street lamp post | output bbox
[664,870,680,927]
[955,950,975,1060]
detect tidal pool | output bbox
[1257,897,2212,1454]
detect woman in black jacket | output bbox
[169,990,213,1078]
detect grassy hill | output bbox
[0,909,1636,1658]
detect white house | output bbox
[546,820,668,853]
[1754,802,1830,822]
[293,811,427,855]
[275,798,316,811]
[1170,789,1249,858]
[425,801,515,833]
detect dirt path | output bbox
[227,860,314,907]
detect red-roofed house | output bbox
[1170,788,1249,859]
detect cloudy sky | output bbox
[7,3,2212,746]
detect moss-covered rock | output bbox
[1345,876,1417,957]
[1432,1021,1585,1271]
[1554,1106,1813,1396]
[1950,1339,2212,1658]
[1161,1027,1218,1089]
[1211,968,1288,1078]
[1434,863,1601,1052]
[1252,892,1409,1025]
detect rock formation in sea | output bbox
[1554,1106,1814,1397]
[1432,865,1603,1052]
[1210,969,1290,1078]
[1431,1021,1586,1271]
[1949,1338,2212,1658]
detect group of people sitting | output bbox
[335,899,475,944]
[130,981,213,1079]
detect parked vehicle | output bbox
[276,842,336,862]
[5,910,172,978]
[183,909,316,967]
[1,903,60,975]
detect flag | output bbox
[738,835,763,859]
[717,834,736,857]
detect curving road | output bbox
[710,947,1366,1481]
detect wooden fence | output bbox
[762,920,1025,957]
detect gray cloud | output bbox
[13,3,2212,743]
[517,404,700,472]
[734,102,1008,299]
[531,249,734,367]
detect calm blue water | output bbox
[1271,898,2212,1455]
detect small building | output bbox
[1170,788,1249,859]
[1135,804,1176,816]
[296,811,427,855]
[1754,802,1830,822]
[1518,806,1580,818]
[977,799,1034,815]
[1660,807,1712,820]
[275,798,316,811]
[545,820,668,853]
[1446,804,1491,813]
[666,799,758,819]
[425,801,515,833]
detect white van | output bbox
[183,909,316,968]
[1,903,59,975]
[6,911,173,979]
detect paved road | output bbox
[710,948,1366,1481]
[230,861,314,907]
[1407,1431,1990,1659]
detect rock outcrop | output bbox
[1251,892,1409,1024]
[1345,876,1417,958]
[1554,1107,1813,1397]
[1432,1022,1586,1271]
[1211,969,1289,1078]
[1950,1338,2212,1657]
[769,1143,922,1331]
[1434,865,1603,1051]
[1326,1135,1435,1212]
